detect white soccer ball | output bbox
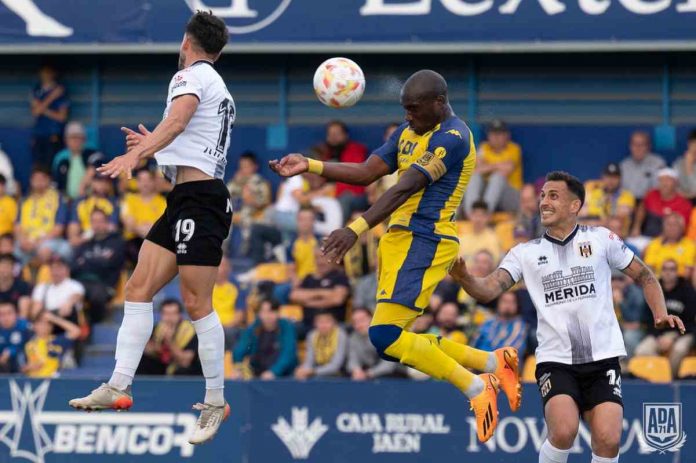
[313,57,365,109]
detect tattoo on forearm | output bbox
[494,269,514,293]
[629,258,658,287]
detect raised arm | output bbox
[269,153,391,186]
[449,257,515,303]
[321,167,429,263]
[622,256,685,333]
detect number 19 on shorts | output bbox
[175,219,195,254]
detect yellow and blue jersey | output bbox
[69,195,119,232]
[372,116,476,311]
[374,116,476,241]
[18,190,68,240]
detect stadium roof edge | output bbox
[2,41,696,54]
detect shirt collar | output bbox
[543,224,579,246]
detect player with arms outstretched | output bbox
[271,70,520,442]
[450,171,685,463]
[69,11,234,444]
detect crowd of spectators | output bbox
[1,66,695,381]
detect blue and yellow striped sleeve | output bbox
[412,127,470,183]
[372,124,406,173]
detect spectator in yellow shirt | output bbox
[121,168,166,265]
[15,166,70,265]
[67,173,119,248]
[581,163,635,230]
[458,200,501,263]
[464,119,522,215]
[0,175,16,236]
[22,310,81,378]
[288,208,319,283]
[644,213,696,280]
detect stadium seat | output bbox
[280,304,303,322]
[495,220,516,252]
[678,357,696,378]
[522,355,537,383]
[628,356,672,383]
[253,263,290,283]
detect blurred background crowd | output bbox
[1,64,695,384]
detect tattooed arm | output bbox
[622,256,686,334]
[449,257,515,303]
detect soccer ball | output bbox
[313,57,365,108]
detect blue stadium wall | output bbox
[1,53,696,191]
[0,377,692,463]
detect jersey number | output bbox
[175,219,195,242]
[216,98,234,156]
[606,369,622,388]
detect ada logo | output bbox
[184,0,293,34]
[272,407,328,459]
[0,380,197,463]
[642,403,687,453]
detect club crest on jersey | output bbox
[578,241,592,258]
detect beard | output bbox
[178,52,185,70]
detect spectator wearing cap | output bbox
[67,172,118,248]
[30,65,69,168]
[631,168,692,239]
[619,130,666,200]
[643,213,695,280]
[0,254,31,318]
[673,129,696,200]
[581,163,635,231]
[71,209,125,324]
[317,120,369,220]
[16,165,70,265]
[52,121,105,200]
[464,119,522,215]
[30,255,85,335]
[0,174,17,237]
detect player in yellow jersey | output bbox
[271,70,520,442]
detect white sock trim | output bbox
[540,439,570,463]
[192,310,221,334]
[591,453,619,463]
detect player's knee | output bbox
[591,426,621,456]
[368,324,403,361]
[547,424,578,449]
[181,290,210,318]
[124,274,151,302]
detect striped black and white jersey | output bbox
[155,60,235,180]
[499,225,633,365]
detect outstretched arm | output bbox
[622,256,685,333]
[269,153,391,186]
[449,257,515,303]
[321,167,429,263]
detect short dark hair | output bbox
[90,208,108,219]
[135,167,154,178]
[0,300,17,313]
[31,164,51,177]
[160,298,184,313]
[315,309,336,321]
[0,253,16,264]
[0,174,7,185]
[471,200,489,212]
[352,307,372,318]
[239,151,258,165]
[186,11,228,56]
[259,298,280,312]
[545,171,585,208]
[0,233,14,242]
[688,129,696,143]
[326,120,348,134]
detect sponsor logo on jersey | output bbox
[542,266,596,305]
[642,403,686,453]
[578,241,592,258]
[537,255,548,266]
[446,129,462,139]
[0,380,197,463]
[177,243,188,254]
[416,152,434,166]
[172,80,188,90]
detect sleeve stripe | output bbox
[411,163,434,183]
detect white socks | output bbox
[109,301,154,390]
[192,311,225,406]
[539,439,570,463]
[464,375,485,398]
[591,453,619,463]
[485,353,498,373]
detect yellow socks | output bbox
[421,333,496,372]
[384,330,482,397]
